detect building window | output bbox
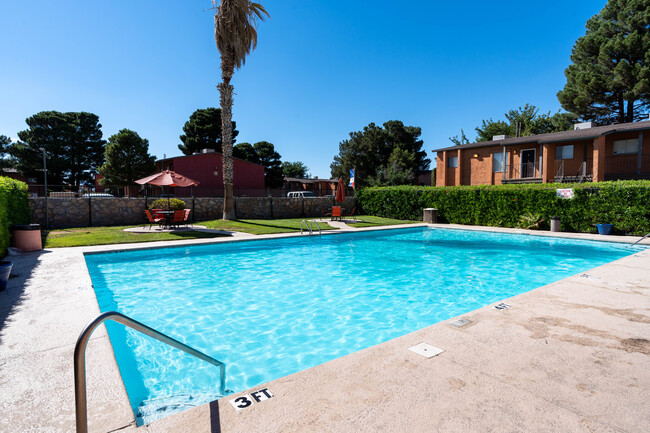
[447,156,458,168]
[613,138,638,155]
[555,144,574,160]
[492,152,504,172]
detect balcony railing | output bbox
[554,160,593,183]
[605,154,650,174]
[505,162,541,179]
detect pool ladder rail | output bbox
[301,219,322,236]
[74,311,227,433]
[630,232,650,247]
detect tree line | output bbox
[0,107,310,188]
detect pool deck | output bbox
[1,223,649,432]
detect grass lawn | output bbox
[199,218,338,235]
[346,215,421,228]
[42,216,419,247]
[43,226,228,248]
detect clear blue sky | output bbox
[1,0,606,178]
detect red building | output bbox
[156,150,266,196]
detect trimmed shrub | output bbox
[356,180,650,235]
[0,176,30,257]
[148,198,186,211]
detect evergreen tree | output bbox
[98,129,156,185]
[282,161,309,178]
[10,111,105,186]
[330,120,429,187]
[232,142,259,163]
[380,147,416,186]
[178,108,238,156]
[254,141,283,187]
[0,135,13,173]
[557,0,650,124]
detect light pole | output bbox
[39,147,48,230]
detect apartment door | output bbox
[521,149,536,178]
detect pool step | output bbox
[137,393,220,424]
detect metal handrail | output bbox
[300,219,321,236]
[300,219,312,235]
[74,311,226,433]
[630,232,650,247]
[310,219,322,236]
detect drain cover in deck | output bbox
[408,343,444,358]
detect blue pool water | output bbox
[84,227,643,424]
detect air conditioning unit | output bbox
[492,135,509,141]
[574,122,593,130]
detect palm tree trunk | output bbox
[219,50,237,220]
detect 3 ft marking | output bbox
[229,388,274,411]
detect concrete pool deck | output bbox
[1,224,649,432]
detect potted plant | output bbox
[594,212,616,235]
[0,260,13,291]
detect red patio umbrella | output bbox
[136,170,199,209]
[335,177,345,203]
[135,170,199,188]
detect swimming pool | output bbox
[84,227,644,424]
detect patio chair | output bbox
[151,208,164,219]
[172,209,185,228]
[330,206,342,221]
[344,207,356,218]
[144,210,163,229]
[183,209,191,227]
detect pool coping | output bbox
[1,223,648,432]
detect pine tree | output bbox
[10,111,105,186]
[557,0,650,124]
[98,129,156,185]
[178,108,238,156]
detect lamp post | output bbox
[39,147,48,230]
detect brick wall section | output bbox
[29,196,357,229]
[436,153,446,186]
[593,136,606,182]
[463,147,497,185]
[455,149,462,185]
[542,144,552,182]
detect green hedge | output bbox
[0,176,30,257]
[356,180,650,235]
[148,198,186,211]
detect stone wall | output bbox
[29,196,356,229]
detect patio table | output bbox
[156,210,176,228]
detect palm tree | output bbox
[213,0,269,219]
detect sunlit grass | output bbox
[199,218,338,235]
[346,215,421,228]
[43,226,226,248]
[42,216,420,248]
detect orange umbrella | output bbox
[335,177,345,203]
[135,170,199,187]
[136,170,199,209]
